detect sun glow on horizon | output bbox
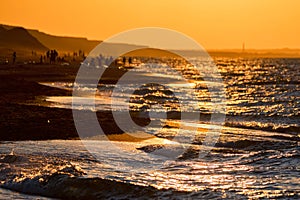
[0,0,300,49]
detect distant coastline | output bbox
[1,23,300,58]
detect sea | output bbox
[0,57,299,199]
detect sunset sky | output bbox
[1,0,300,49]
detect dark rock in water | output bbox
[178,147,201,160]
[137,144,164,153]
[137,144,184,158]
[0,154,28,163]
[163,124,175,129]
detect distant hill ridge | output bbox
[0,24,149,56]
[0,26,7,32]
[0,25,48,52]
[0,24,299,58]
[0,24,102,54]
[28,29,100,53]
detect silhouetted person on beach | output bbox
[40,55,43,64]
[12,52,16,64]
[46,50,50,61]
[50,50,58,64]
[128,57,132,65]
[50,50,53,64]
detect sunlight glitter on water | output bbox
[1,138,298,199]
[8,57,299,199]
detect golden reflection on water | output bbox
[27,57,299,199]
[145,162,253,192]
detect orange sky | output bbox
[1,0,300,49]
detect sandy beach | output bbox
[0,62,150,140]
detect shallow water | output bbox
[43,57,300,134]
[7,57,300,199]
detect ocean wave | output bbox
[225,120,300,135]
[238,146,300,167]
[1,168,228,199]
[0,151,232,199]
[137,140,298,159]
[0,139,299,199]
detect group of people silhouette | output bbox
[46,50,58,64]
[8,50,137,66]
[9,50,59,65]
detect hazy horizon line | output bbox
[1,23,300,51]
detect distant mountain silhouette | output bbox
[3,24,298,58]
[0,24,147,55]
[28,30,148,55]
[0,26,7,32]
[28,29,100,53]
[0,26,48,52]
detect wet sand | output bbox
[0,63,148,140]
